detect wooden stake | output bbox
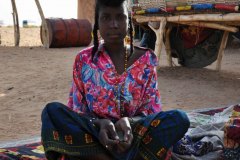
[148,18,167,67]
[11,0,20,46]
[165,26,173,67]
[216,31,229,71]
[35,0,49,48]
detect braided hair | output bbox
[92,0,134,58]
[128,15,133,57]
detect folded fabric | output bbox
[187,105,235,128]
[172,135,195,155]
[232,104,240,117]
[225,118,240,143]
[224,105,240,148]
[172,135,223,157]
[172,150,223,160]
[224,138,239,149]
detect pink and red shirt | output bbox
[67,44,161,120]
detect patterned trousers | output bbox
[41,102,190,160]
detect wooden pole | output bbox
[11,0,20,46]
[134,13,240,23]
[216,31,229,71]
[172,21,238,33]
[35,0,49,48]
[165,26,173,67]
[148,18,167,67]
[135,15,238,32]
[168,13,240,22]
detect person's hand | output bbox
[95,119,119,150]
[114,117,133,153]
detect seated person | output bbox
[41,0,190,159]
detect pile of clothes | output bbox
[172,104,240,160]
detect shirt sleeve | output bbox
[135,67,162,116]
[67,54,87,113]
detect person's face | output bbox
[98,2,128,44]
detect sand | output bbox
[0,27,240,142]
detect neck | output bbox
[104,42,125,57]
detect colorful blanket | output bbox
[0,142,46,160]
[0,104,239,160]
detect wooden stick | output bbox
[169,13,240,22]
[35,0,49,48]
[172,21,238,33]
[148,18,167,67]
[222,22,240,26]
[11,0,20,46]
[165,26,173,67]
[134,13,240,23]
[171,21,240,28]
[216,31,229,71]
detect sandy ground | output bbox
[0,27,240,142]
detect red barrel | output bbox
[41,18,92,48]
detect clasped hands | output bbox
[95,117,133,153]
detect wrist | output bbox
[92,118,112,128]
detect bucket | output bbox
[41,18,92,48]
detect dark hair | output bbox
[92,0,134,58]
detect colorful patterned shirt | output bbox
[67,44,161,120]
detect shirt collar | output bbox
[92,42,106,61]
